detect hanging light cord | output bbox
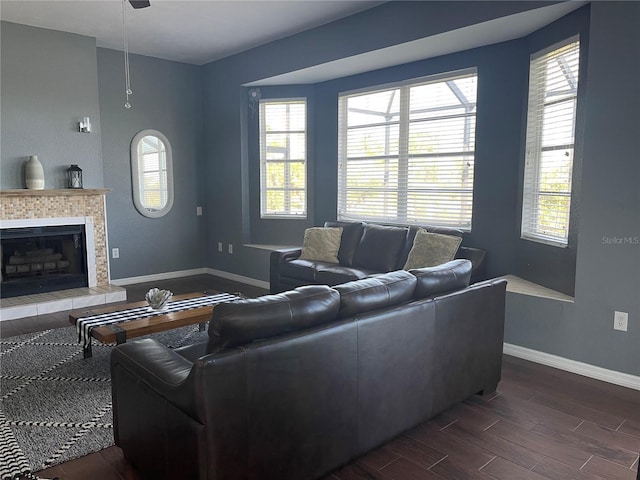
[122,0,132,109]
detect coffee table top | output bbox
[69,291,240,346]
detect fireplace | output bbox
[1,224,88,298]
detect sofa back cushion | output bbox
[324,221,365,267]
[410,259,472,299]
[207,285,340,353]
[333,270,417,318]
[352,224,407,271]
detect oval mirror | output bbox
[131,129,174,218]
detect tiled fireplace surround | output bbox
[0,189,126,321]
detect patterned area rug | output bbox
[0,324,208,480]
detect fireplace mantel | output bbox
[0,189,110,197]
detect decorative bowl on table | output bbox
[145,288,173,310]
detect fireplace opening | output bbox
[1,225,88,298]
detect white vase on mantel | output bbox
[25,155,45,190]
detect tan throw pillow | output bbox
[403,229,462,270]
[299,227,343,263]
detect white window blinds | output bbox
[522,38,580,246]
[259,99,307,218]
[338,69,477,229]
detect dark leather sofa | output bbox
[111,260,506,480]
[270,220,487,293]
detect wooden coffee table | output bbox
[69,292,239,358]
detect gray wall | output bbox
[504,1,639,376]
[97,48,206,280]
[202,0,561,283]
[1,22,103,189]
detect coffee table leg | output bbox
[83,342,93,359]
[198,322,206,332]
[109,324,127,344]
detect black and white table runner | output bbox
[75,292,240,348]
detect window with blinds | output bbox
[260,99,307,218]
[338,69,477,229]
[521,38,580,247]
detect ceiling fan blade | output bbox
[129,0,151,9]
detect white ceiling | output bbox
[0,0,385,65]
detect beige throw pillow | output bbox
[299,227,343,264]
[403,229,462,270]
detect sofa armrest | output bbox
[270,247,302,293]
[456,246,487,283]
[111,338,198,419]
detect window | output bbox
[338,69,477,229]
[522,38,580,246]
[259,99,307,218]
[131,129,174,218]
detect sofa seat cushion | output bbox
[333,270,417,318]
[207,285,340,353]
[352,224,408,272]
[315,265,377,286]
[410,259,472,299]
[280,258,334,282]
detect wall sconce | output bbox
[78,116,92,133]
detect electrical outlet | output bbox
[217,242,223,253]
[196,206,203,216]
[228,244,233,254]
[112,248,120,259]
[614,311,628,332]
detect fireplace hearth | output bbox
[1,225,88,298]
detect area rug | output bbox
[0,324,208,480]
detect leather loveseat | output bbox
[111,260,506,480]
[270,221,486,293]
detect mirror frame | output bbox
[130,129,174,218]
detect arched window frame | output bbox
[130,129,174,218]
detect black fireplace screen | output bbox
[1,225,88,298]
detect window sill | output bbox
[497,275,574,303]
[243,244,299,251]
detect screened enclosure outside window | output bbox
[260,99,307,218]
[522,38,580,247]
[338,69,477,229]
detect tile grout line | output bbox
[427,454,448,471]
[439,419,458,431]
[572,419,585,432]
[630,456,639,471]
[478,455,498,471]
[579,455,594,471]
[483,419,500,431]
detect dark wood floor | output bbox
[1,275,638,480]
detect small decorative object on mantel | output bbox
[24,155,45,190]
[66,164,83,189]
[145,288,173,310]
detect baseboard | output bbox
[503,343,640,391]
[111,267,270,290]
[111,268,210,286]
[205,268,270,290]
